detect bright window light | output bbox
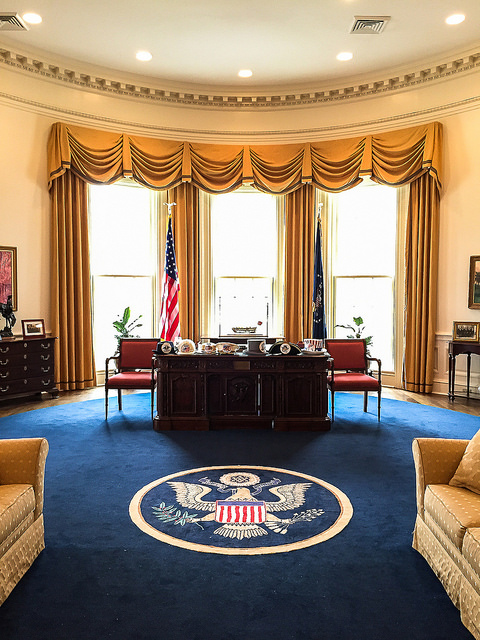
[446,14,465,25]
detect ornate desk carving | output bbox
[153,353,330,431]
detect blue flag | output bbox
[312,218,327,340]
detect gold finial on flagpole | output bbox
[165,202,177,216]
[317,202,323,221]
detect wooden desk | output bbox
[448,341,480,401]
[153,353,331,431]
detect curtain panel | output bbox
[48,121,442,392]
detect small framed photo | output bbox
[453,321,480,342]
[22,319,46,339]
[468,255,480,309]
[0,246,17,311]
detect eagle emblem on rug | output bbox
[155,471,324,540]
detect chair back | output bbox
[325,339,367,371]
[118,338,158,370]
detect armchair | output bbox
[105,338,158,419]
[325,338,382,421]
[0,437,49,605]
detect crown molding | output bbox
[1,88,480,144]
[1,45,480,111]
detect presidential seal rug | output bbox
[130,465,352,555]
[0,392,478,640]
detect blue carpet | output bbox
[0,393,479,640]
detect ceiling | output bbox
[1,0,480,92]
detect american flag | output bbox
[159,215,180,341]
[312,212,327,340]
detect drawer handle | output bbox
[24,379,28,385]
[41,366,51,373]
[0,346,9,353]
[0,359,8,365]
[41,342,50,349]
[0,372,9,379]
[41,354,51,361]
[42,379,51,386]
[1,385,9,392]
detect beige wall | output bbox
[1,62,480,391]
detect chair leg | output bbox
[331,390,335,422]
[105,388,108,420]
[364,391,368,413]
[377,389,381,421]
[117,389,122,411]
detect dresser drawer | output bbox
[0,375,55,396]
[0,337,58,401]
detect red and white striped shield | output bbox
[215,501,266,524]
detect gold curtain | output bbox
[50,171,96,390]
[404,173,440,392]
[47,121,442,392]
[167,184,200,342]
[284,185,316,343]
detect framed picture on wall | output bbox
[453,321,480,342]
[0,246,17,311]
[468,255,480,309]
[22,319,46,339]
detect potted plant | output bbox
[335,316,373,354]
[113,307,142,352]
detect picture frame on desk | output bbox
[468,255,480,309]
[452,321,480,342]
[22,319,46,339]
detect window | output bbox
[204,188,284,338]
[323,180,406,375]
[88,181,159,369]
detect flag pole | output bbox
[159,202,181,342]
[311,202,327,345]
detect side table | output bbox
[448,341,480,401]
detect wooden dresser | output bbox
[0,337,59,401]
[153,352,331,431]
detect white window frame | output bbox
[198,187,285,339]
[318,181,408,387]
[88,179,163,380]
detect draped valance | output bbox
[48,121,442,194]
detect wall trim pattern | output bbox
[1,45,479,111]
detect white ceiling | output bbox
[1,0,480,92]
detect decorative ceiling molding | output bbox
[1,45,480,110]
[1,89,480,144]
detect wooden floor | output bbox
[0,385,479,418]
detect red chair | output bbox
[105,338,158,419]
[325,338,382,421]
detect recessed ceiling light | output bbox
[136,51,152,62]
[238,69,253,78]
[446,14,465,25]
[336,52,353,61]
[22,12,42,24]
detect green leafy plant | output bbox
[335,316,373,354]
[113,307,142,351]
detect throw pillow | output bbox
[450,429,480,494]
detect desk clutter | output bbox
[155,338,314,356]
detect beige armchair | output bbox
[0,437,49,605]
[412,437,480,639]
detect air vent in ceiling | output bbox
[350,16,390,34]
[0,13,29,31]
